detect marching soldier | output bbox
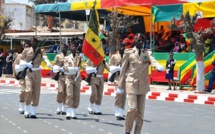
[52,44,68,115]
[64,42,82,119]
[84,58,109,115]
[14,54,26,114]
[14,43,30,114]
[15,37,52,118]
[118,38,164,134]
[108,45,126,120]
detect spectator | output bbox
[173,42,180,52]
[6,51,13,74]
[0,48,6,77]
[46,41,57,53]
[101,38,109,56]
[204,59,215,93]
[165,52,176,90]
[144,40,150,50]
[158,25,165,38]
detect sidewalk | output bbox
[0,77,215,106]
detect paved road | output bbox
[0,86,215,134]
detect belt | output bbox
[31,67,41,71]
[96,74,103,78]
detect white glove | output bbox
[47,63,52,68]
[26,61,33,68]
[15,65,25,73]
[59,67,65,72]
[39,66,43,70]
[166,69,170,74]
[110,65,121,73]
[19,60,27,68]
[116,88,124,94]
[53,65,60,73]
[80,53,84,59]
[157,65,164,72]
[85,67,97,74]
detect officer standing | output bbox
[165,52,176,90]
[108,45,126,120]
[118,38,164,134]
[84,59,109,115]
[52,44,68,115]
[64,42,82,119]
[15,38,52,118]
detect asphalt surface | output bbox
[0,85,215,134]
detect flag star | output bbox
[197,2,202,6]
[92,38,97,43]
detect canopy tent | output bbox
[34,0,215,36]
[153,1,215,22]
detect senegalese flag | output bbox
[82,7,105,66]
[152,6,159,25]
[181,33,190,43]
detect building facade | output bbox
[3,3,42,30]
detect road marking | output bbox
[23,130,27,133]
[48,122,51,124]
[90,125,95,128]
[55,125,59,128]
[108,132,113,134]
[18,127,21,129]
[99,128,104,131]
[13,123,16,126]
[61,129,66,131]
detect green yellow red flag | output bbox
[82,7,105,66]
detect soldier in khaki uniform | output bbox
[84,59,108,115]
[118,38,164,134]
[14,54,26,114]
[52,44,68,115]
[15,38,52,118]
[64,43,82,119]
[12,50,19,78]
[108,45,126,120]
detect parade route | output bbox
[1,78,215,106]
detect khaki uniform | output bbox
[13,54,26,103]
[64,54,81,108]
[84,60,108,105]
[109,52,126,109]
[12,52,19,77]
[118,47,162,134]
[53,53,66,104]
[19,48,50,107]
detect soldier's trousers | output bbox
[115,86,126,109]
[19,79,26,103]
[125,94,146,134]
[56,79,66,104]
[25,70,41,106]
[65,81,80,108]
[90,80,104,105]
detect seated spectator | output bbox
[123,38,133,49]
[144,40,150,50]
[101,38,109,56]
[46,41,57,53]
[173,42,180,52]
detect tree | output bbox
[106,9,139,55]
[0,10,13,41]
[169,11,215,92]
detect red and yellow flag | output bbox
[82,7,105,66]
